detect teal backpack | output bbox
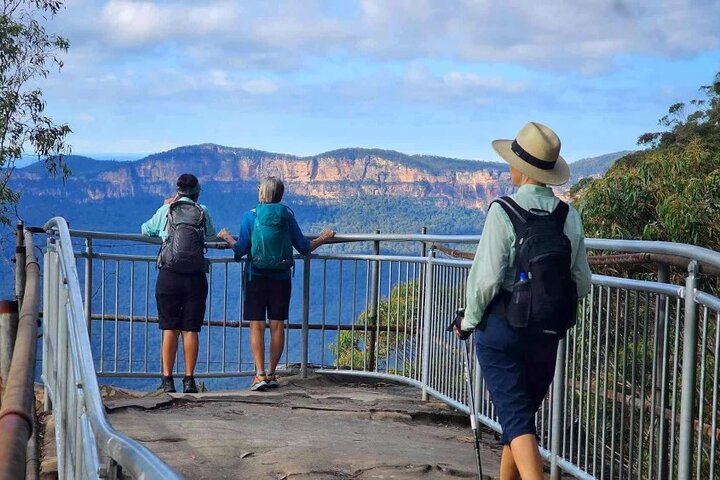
[251,203,294,270]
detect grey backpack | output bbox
[158,202,207,273]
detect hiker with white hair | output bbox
[452,122,592,480]
[218,176,335,391]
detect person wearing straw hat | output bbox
[453,122,592,480]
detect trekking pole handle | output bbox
[446,308,465,332]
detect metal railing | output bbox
[32,223,720,480]
[41,218,180,480]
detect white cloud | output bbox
[401,64,527,104]
[76,113,96,123]
[98,0,237,47]
[57,0,720,74]
[355,0,720,70]
[442,72,527,94]
[239,79,279,95]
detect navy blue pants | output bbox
[475,314,559,445]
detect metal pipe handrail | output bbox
[586,238,720,270]
[27,225,482,245]
[591,274,684,297]
[43,217,180,480]
[28,224,720,268]
[0,231,40,480]
[695,290,720,311]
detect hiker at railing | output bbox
[141,173,217,394]
[217,176,335,391]
[453,122,592,480]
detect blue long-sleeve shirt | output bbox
[233,205,311,279]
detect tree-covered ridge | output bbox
[313,147,504,174]
[576,73,720,251]
[143,143,300,163]
[567,151,634,185]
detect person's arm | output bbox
[309,228,335,251]
[287,213,311,254]
[569,209,592,298]
[201,206,217,239]
[461,203,513,331]
[141,205,167,237]
[217,212,253,261]
[286,210,335,254]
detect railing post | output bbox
[678,260,699,480]
[367,231,380,372]
[301,255,311,379]
[421,248,434,401]
[656,263,670,480]
[42,238,54,413]
[15,222,26,310]
[84,237,93,336]
[550,337,566,480]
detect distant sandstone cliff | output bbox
[13,144,625,209]
[16,144,515,209]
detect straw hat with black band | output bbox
[491,122,570,186]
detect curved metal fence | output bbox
[41,218,180,480]
[31,223,720,480]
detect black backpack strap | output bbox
[550,200,570,227]
[490,196,529,236]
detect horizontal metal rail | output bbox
[586,238,720,270]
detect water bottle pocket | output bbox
[506,278,531,330]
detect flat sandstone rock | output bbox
[106,374,503,479]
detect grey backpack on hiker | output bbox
[158,201,207,273]
[492,196,578,338]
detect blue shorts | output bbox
[475,314,559,445]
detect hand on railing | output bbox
[217,228,236,249]
[309,228,336,252]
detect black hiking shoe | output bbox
[183,376,198,394]
[160,376,176,393]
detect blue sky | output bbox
[38,0,720,163]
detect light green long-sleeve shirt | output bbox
[141,198,217,242]
[462,184,592,331]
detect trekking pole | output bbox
[447,309,484,480]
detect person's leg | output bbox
[500,445,521,480]
[509,434,544,480]
[181,331,199,376]
[266,277,291,380]
[156,269,182,382]
[268,320,285,375]
[476,315,542,478]
[250,320,267,375]
[162,329,180,377]
[179,271,207,379]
